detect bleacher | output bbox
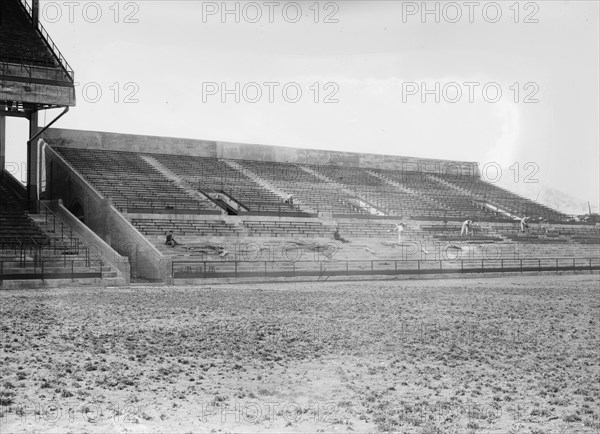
[369,169,495,220]
[243,220,330,238]
[0,0,59,68]
[310,164,452,219]
[239,160,369,216]
[0,174,119,285]
[55,146,579,225]
[0,179,48,248]
[49,144,599,283]
[55,148,219,214]
[131,218,240,237]
[440,173,569,222]
[154,154,301,215]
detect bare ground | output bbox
[1,274,599,433]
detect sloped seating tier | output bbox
[1,181,95,265]
[55,146,573,224]
[308,165,447,218]
[55,148,217,214]
[0,177,116,284]
[370,169,504,220]
[0,180,48,246]
[239,161,369,216]
[153,154,299,215]
[441,173,569,222]
[0,0,59,68]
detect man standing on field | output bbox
[389,223,406,243]
[461,219,472,236]
[520,216,530,233]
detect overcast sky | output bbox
[5,0,599,208]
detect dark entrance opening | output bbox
[71,202,85,223]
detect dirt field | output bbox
[1,274,599,433]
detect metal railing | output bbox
[17,0,75,81]
[0,237,41,268]
[172,257,600,280]
[0,258,103,283]
[0,236,92,268]
[38,201,90,259]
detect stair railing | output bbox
[39,201,86,258]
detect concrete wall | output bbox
[42,128,480,176]
[43,143,168,281]
[0,64,75,107]
[47,200,131,282]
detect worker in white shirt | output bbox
[520,216,530,233]
[461,219,473,236]
[389,223,406,243]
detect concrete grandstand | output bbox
[22,127,597,285]
[1,0,598,287]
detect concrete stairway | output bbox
[28,214,126,285]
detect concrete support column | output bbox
[32,0,39,25]
[27,111,39,212]
[0,116,5,171]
